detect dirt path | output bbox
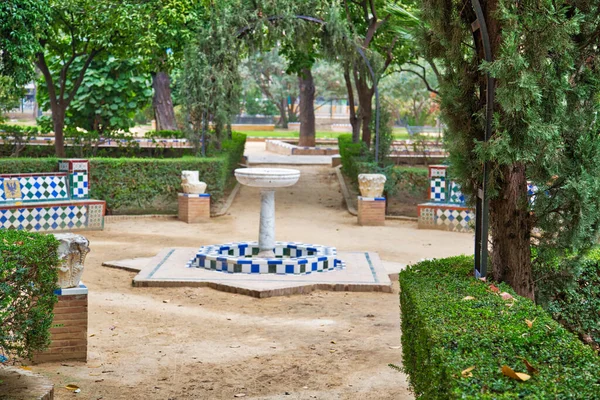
[33,165,472,400]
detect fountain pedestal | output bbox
[235,168,301,257]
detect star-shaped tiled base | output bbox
[103,248,392,298]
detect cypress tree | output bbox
[420,0,600,299]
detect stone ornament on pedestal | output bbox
[54,233,90,288]
[181,170,207,194]
[358,173,387,198]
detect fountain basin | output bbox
[187,241,345,274]
[235,168,300,188]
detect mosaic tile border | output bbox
[178,193,210,198]
[188,241,345,275]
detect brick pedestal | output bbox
[357,196,386,226]
[34,284,88,363]
[178,193,210,223]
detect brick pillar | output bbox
[34,284,88,363]
[357,196,386,226]
[178,193,210,223]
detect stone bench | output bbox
[417,165,474,232]
[0,159,105,232]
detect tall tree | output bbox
[34,0,142,156]
[240,48,299,128]
[37,55,152,136]
[135,0,200,131]
[180,2,242,152]
[421,0,600,299]
[334,0,416,145]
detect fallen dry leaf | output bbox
[461,366,475,378]
[489,284,500,293]
[521,358,539,375]
[501,365,531,382]
[65,384,80,391]
[500,292,514,301]
[463,296,476,301]
[525,318,537,329]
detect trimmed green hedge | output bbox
[0,230,59,360]
[537,248,600,349]
[0,133,246,214]
[400,256,600,398]
[338,134,368,180]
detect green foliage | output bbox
[0,230,59,360]
[0,0,49,85]
[0,124,39,157]
[145,130,187,140]
[400,256,600,398]
[180,4,242,148]
[536,248,600,349]
[37,55,152,135]
[0,76,25,119]
[421,0,600,285]
[338,134,369,180]
[0,133,246,213]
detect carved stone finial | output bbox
[358,174,387,198]
[181,171,207,194]
[54,233,90,288]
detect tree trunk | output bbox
[287,96,298,123]
[358,88,373,147]
[278,98,288,128]
[298,68,316,147]
[344,69,360,143]
[490,163,535,300]
[52,107,66,157]
[152,71,177,131]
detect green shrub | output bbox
[145,129,187,139]
[536,248,600,349]
[338,134,369,180]
[0,133,246,214]
[0,230,59,360]
[400,256,600,399]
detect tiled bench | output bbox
[417,165,475,232]
[0,159,105,232]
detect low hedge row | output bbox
[0,133,246,214]
[0,230,59,360]
[400,256,600,398]
[338,134,429,197]
[536,248,600,349]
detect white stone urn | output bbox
[181,170,207,194]
[358,173,387,198]
[53,233,90,288]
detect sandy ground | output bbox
[32,165,473,400]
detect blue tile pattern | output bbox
[188,241,345,275]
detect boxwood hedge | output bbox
[0,230,59,360]
[400,256,600,399]
[0,132,246,214]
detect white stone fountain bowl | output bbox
[235,168,301,188]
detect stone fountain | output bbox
[234,168,300,257]
[183,167,345,275]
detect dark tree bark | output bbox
[353,63,374,147]
[152,71,177,131]
[490,164,535,299]
[344,68,360,143]
[277,98,289,128]
[35,48,100,157]
[298,67,316,147]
